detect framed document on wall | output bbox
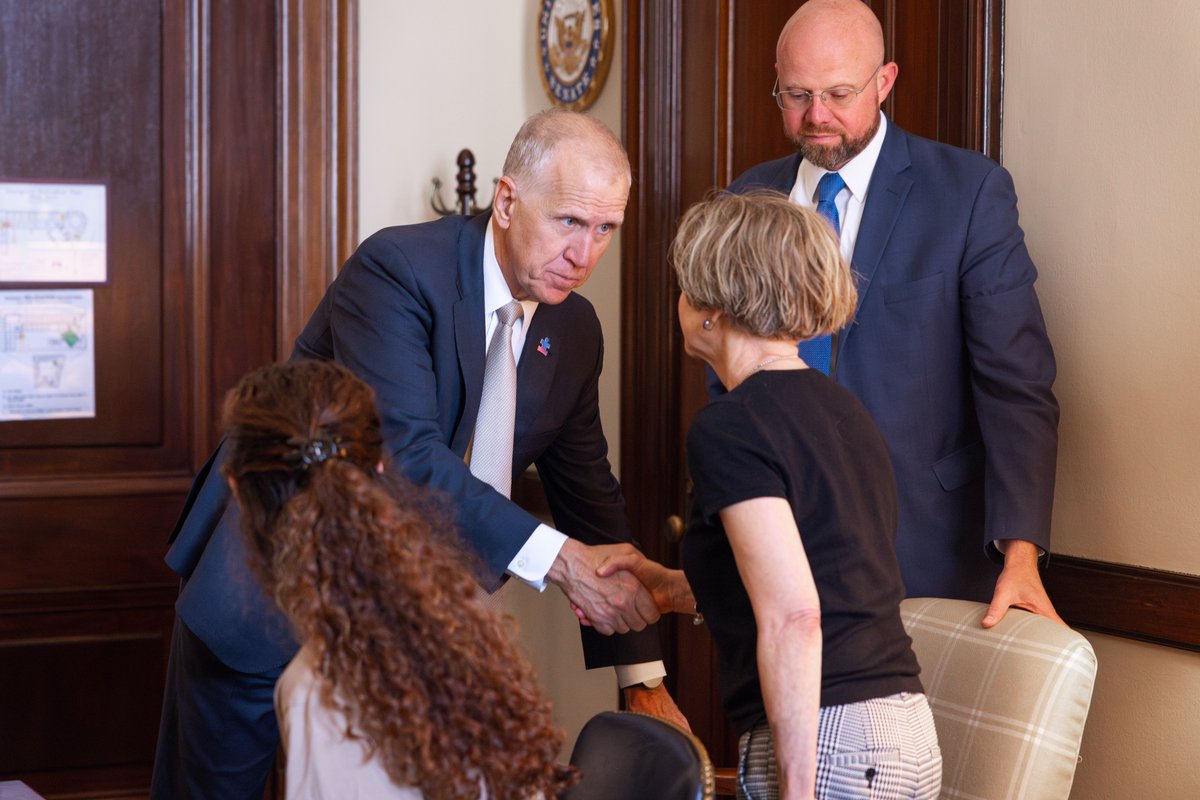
[537,0,614,111]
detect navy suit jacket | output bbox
[167,213,660,673]
[726,120,1059,601]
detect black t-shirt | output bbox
[683,368,922,735]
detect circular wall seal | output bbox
[538,0,614,112]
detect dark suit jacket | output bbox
[726,119,1059,601]
[167,213,660,673]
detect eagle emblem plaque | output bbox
[538,0,614,111]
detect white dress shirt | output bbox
[482,221,665,687]
[789,112,888,261]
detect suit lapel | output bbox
[514,305,558,442]
[841,124,913,351]
[766,153,804,192]
[451,214,490,455]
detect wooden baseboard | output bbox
[1045,555,1200,652]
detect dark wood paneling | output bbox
[207,0,279,448]
[728,3,796,180]
[1046,556,1200,652]
[0,495,184,591]
[0,1,357,795]
[0,636,163,772]
[0,585,175,797]
[0,0,177,458]
[871,0,1003,158]
[277,0,359,355]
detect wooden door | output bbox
[0,1,354,797]
[620,0,1003,766]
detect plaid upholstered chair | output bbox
[900,597,1098,800]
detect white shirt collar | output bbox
[483,219,538,352]
[795,112,888,208]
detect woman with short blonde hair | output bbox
[671,189,856,342]
[603,191,941,799]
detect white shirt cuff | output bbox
[991,538,1046,558]
[506,524,568,589]
[615,661,667,688]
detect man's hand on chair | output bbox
[983,539,1065,629]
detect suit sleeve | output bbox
[960,165,1060,555]
[535,327,663,668]
[321,234,541,585]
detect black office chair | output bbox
[560,711,715,800]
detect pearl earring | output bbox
[702,319,714,331]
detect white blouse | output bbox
[275,643,424,800]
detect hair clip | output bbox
[298,437,346,467]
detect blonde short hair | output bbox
[671,190,858,341]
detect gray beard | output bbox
[791,112,881,171]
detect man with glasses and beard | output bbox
[722,0,1063,631]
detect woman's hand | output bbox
[569,552,697,623]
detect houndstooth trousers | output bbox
[737,692,941,800]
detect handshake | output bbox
[546,539,698,636]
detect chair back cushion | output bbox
[900,597,1097,800]
[561,711,714,800]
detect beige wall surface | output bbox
[1071,632,1200,799]
[1005,0,1200,574]
[358,0,627,757]
[1006,1,1200,796]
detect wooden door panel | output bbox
[0,3,214,794]
[729,4,797,181]
[0,1,355,795]
[0,0,173,454]
[0,495,184,591]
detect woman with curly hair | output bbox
[220,358,574,800]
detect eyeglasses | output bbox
[772,64,883,111]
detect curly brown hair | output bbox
[221,358,575,799]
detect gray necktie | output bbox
[470,300,523,498]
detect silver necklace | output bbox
[739,354,802,384]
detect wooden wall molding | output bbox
[181,0,212,463]
[0,585,178,618]
[0,3,357,794]
[619,0,686,571]
[1046,555,1200,652]
[276,0,359,357]
[0,473,196,500]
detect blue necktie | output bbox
[797,171,845,374]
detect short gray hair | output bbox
[671,190,858,341]
[502,109,630,188]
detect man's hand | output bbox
[983,539,1066,629]
[595,551,696,617]
[623,682,692,732]
[545,540,660,635]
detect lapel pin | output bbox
[537,336,552,356]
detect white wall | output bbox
[1004,2,1200,795]
[358,0,626,757]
